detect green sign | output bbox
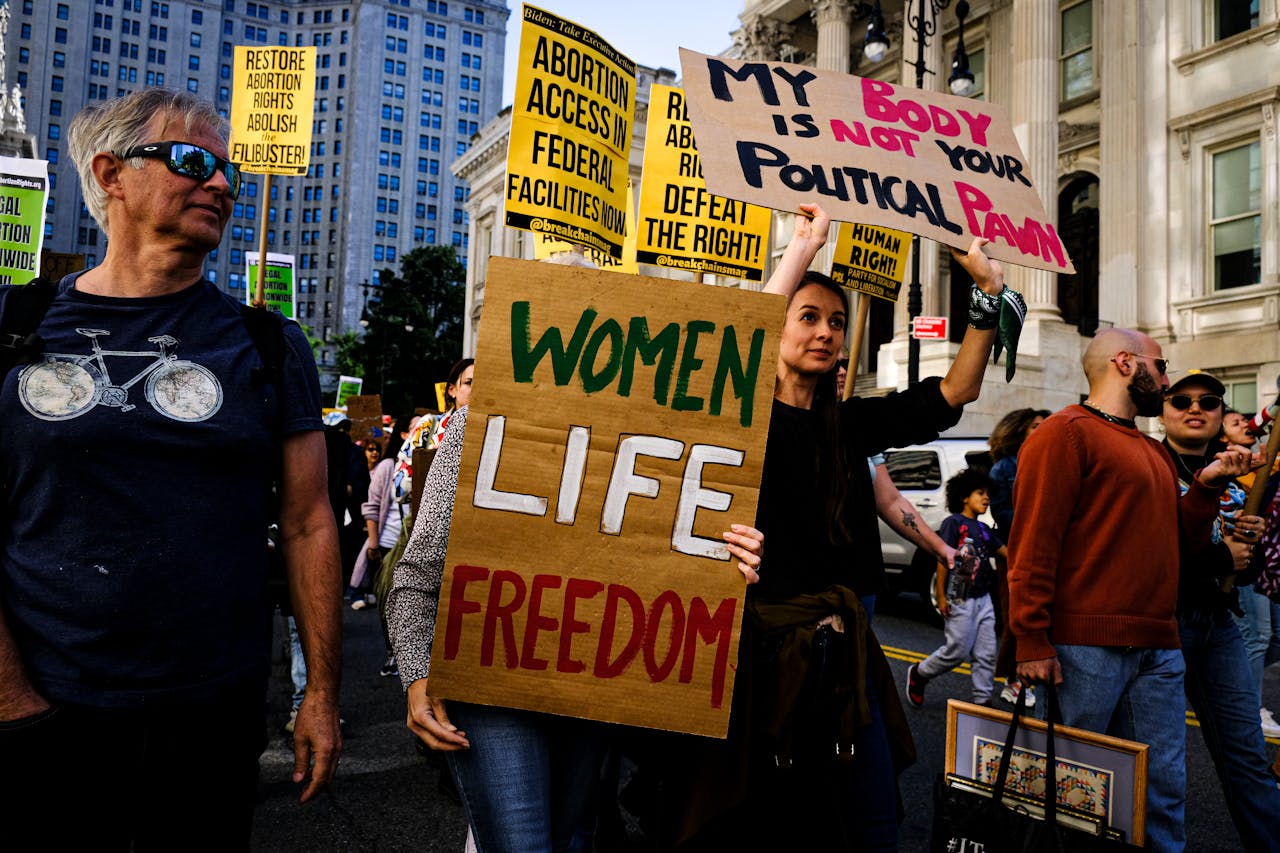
[246,251,296,318]
[336,375,363,409]
[0,157,48,286]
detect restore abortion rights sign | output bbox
[427,257,782,737]
[679,49,1074,275]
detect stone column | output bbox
[812,0,855,72]
[1008,0,1061,319]
[895,3,947,356]
[1098,0,1140,329]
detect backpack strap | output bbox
[0,277,60,374]
[238,303,288,449]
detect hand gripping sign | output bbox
[678,49,1074,275]
[427,257,782,738]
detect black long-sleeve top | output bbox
[754,376,962,600]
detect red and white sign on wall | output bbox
[912,316,948,340]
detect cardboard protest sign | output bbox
[428,256,782,737]
[637,85,771,281]
[245,251,296,318]
[346,394,384,449]
[335,375,363,409]
[40,251,84,281]
[504,5,635,259]
[679,49,1074,275]
[830,223,911,301]
[0,157,48,285]
[533,179,639,273]
[243,253,295,320]
[230,46,316,175]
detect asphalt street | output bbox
[250,594,1280,852]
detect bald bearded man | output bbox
[1007,328,1255,852]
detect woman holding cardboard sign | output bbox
[387,398,765,849]
[657,203,1013,851]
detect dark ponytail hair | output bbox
[444,357,475,409]
[792,271,854,544]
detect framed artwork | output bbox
[945,699,1149,846]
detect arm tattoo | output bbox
[900,510,920,533]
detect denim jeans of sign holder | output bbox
[1053,644,1186,853]
[1179,609,1280,851]
[445,702,607,853]
[1233,583,1280,705]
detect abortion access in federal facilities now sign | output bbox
[427,257,782,737]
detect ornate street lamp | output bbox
[861,0,976,386]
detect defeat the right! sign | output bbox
[679,49,1074,275]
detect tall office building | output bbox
[5,0,507,378]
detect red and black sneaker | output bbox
[905,663,927,708]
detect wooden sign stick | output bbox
[842,294,870,401]
[253,173,273,308]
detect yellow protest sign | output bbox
[505,5,635,259]
[229,46,316,175]
[637,85,771,281]
[679,49,1074,275]
[830,223,911,301]
[534,179,638,273]
[429,257,782,737]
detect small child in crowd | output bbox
[906,468,1006,708]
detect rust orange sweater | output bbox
[1008,405,1223,661]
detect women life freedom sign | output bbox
[427,258,782,737]
[679,49,1074,275]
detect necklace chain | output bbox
[1082,399,1134,426]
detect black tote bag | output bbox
[930,684,1136,852]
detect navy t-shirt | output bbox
[0,275,322,707]
[938,513,1002,599]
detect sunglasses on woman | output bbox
[1166,394,1223,412]
[120,141,243,200]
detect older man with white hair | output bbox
[0,89,342,850]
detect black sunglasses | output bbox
[121,141,242,200]
[1166,394,1223,412]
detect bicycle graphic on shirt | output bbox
[18,328,223,422]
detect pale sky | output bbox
[500,1,745,107]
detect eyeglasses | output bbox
[1112,351,1169,376]
[1166,394,1223,412]
[120,141,242,200]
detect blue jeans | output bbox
[287,616,306,711]
[1179,610,1280,851]
[917,593,996,704]
[445,702,607,853]
[1232,584,1280,704]
[1054,644,1186,853]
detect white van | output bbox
[876,437,993,599]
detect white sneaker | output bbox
[1261,708,1280,739]
[1000,681,1036,708]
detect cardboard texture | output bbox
[230,46,317,175]
[428,257,782,737]
[679,49,1075,275]
[636,85,772,281]
[346,394,384,449]
[504,5,636,259]
[830,222,911,301]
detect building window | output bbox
[1060,1,1093,101]
[1210,140,1261,290]
[1214,0,1259,42]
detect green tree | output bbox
[347,246,466,415]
